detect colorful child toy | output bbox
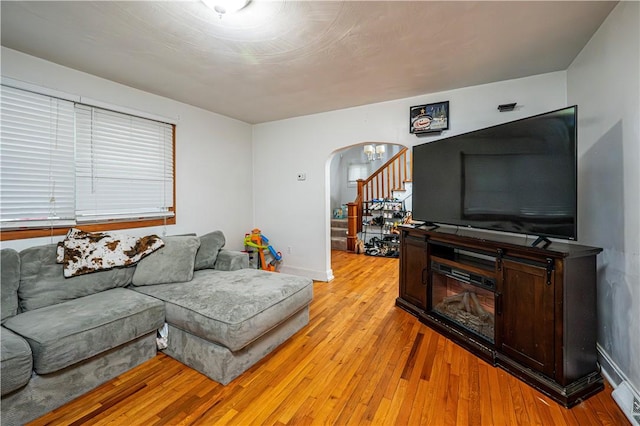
[243,228,282,272]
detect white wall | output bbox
[0,47,254,252]
[567,1,640,398]
[252,71,568,280]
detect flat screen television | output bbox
[412,106,577,242]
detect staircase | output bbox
[346,147,412,252]
[330,218,348,251]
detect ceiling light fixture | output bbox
[203,0,250,17]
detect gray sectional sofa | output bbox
[0,231,313,426]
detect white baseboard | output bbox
[598,344,640,425]
[598,343,624,385]
[279,265,333,282]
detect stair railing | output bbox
[346,147,411,252]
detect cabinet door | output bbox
[400,234,428,309]
[497,258,555,378]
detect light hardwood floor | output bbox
[29,251,629,425]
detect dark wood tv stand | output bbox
[396,225,603,407]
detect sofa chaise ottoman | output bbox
[130,234,314,385]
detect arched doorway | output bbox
[327,142,410,269]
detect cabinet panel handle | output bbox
[422,268,428,285]
[545,258,554,285]
[496,292,503,315]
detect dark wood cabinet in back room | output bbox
[396,225,603,407]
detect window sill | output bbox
[0,216,176,241]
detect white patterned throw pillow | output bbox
[57,228,164,278]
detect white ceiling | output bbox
[1,1,617,124]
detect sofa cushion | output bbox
[132,236,201,286]
[132,269,313,352]
[213,249,249,271]
[18,244,135,312]
[3,288,164,374]
[1,248,21,322]
[194,231,226,270]
[0,327,33,396]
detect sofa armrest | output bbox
[214,249,249,271]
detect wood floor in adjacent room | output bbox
[29,251,629,426]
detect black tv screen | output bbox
[412,106,577,240]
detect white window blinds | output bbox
[0,84,174,231]
[75,105,174,223]
[0,85,76,229]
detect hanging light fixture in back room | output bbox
[364,144,386,161]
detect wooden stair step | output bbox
[330,218,348,228]
[330,237,347,250]
[331,227,348,238]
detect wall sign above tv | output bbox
[410,101,449,135]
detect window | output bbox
[347,163,368,186]
[0,84,175,240]
[74,105,174,223]
[0,86,76,229]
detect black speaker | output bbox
[498,102,517,112]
